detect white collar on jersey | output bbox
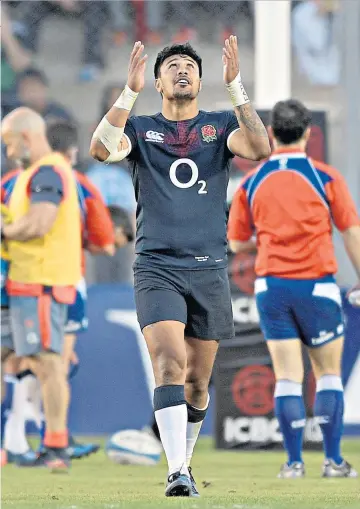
[269,152,307,160]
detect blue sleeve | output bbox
[124,116,138,154]
[30,165,63,205]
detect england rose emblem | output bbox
[201,124,217,143]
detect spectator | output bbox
[17,67,75,123]
[19,1,81,53]
[170,1,198,44]
[210,1,253,43]
[292,0,340,86]
[19,1,108,82]
[1,3,32,117]
[108,1,165,46]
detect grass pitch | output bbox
[2,438,360,509]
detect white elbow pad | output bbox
[92,117,131,162]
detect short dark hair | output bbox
[17,67,49,87]
[47,120,78,153]
[271,99,312,145]
[108,205,134,241]
[154,43,202,79]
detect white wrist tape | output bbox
[113,85,139,111]
[92,117,130,163]
[226,72,250,107]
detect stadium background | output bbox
[2,0,360,445]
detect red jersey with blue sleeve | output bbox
[228,148,360,279]
[74,171,114,254]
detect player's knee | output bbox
[35,352,65,384]
[268,342,304,383]
[272,361,304,383]
[156,351,186,385]
[309,337,343,379]
[314,365,341,379]
[1,346,13,364]
[185,376,209,401]
[159,359,186,385]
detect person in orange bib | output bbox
[228,99,360,480]
[1,107,82,471]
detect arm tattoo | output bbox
[236,104,268,138]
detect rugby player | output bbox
[90,37,270,496]
[1,107,82,471]
[228,99,360,479]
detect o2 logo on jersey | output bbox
[169,158,207,194]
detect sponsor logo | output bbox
[311,330,334,346]
[201,124,217,143]
[231,365,275,416]
[26,332,39,345]
[223,417,282,444]
[194,256,209,263]
[223,416,322,444]
[145,130,164,143]
[279,157,288,169]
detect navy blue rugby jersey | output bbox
[124,110,239,269]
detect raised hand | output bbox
[127,41,148,93]
[222,35,240,84]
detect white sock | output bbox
[186,421,203,467]
[23,376,43,429]
[186,395,209,467]
[155,404,189,476]
[4,379,30,454]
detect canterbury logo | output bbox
[145,130,164,143]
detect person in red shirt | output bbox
[228,99,360,479]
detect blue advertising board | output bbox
[68,284,359,437]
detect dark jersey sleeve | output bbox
[224,111,240,139]
[124,116,138,155]
[224,111,240,158]
[30,165,64,205]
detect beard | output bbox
[172,87,197,101]
[173,91,194,101]
[18,147,31,169]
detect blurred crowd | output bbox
[1,0,341,283]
